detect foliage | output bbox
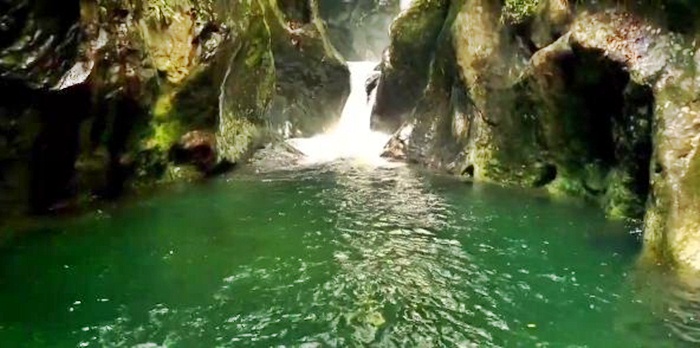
[502,0,541,24]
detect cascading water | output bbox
[287,61,391,164]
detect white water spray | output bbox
[400,0,413,10]
[288,61,390,165]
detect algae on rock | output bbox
[375,0,700,272]
[0,0,350,216]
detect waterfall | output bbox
[400,0,413,10]
[287,61,390,164]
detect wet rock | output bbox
[530,0,572,49]
[171,130,217,173]
[381,122,414,161]
[371,0,450,134]
[378,1,700,272]
[318,0,401,61]
[215,0,275,163]
[0,0,93,214]
[547,10,700,271]
[264,0,350,137]
[365,69,381,98]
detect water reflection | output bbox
[86,163,503,347]
[631,266,700,346]
[319,164,500,346]
[3,158,696,347]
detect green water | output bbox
[0,161,696,347]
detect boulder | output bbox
[263,0,350,138]
[371,0,450,134]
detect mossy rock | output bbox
[372,0,450,133]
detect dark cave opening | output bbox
[556,46,627,167]
[533,164,558,188]
[618,81,655,202]
[545,45,654,212]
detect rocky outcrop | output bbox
[0,0,350,216]
[371,0,450,133]
[376,0,700,272]
[1,0,111,214]
[265,0,350,138]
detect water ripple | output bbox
[0,159,681,347]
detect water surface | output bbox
[0,161,694,347]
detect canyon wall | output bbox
[374,0,700,272]
[0,0,349,216]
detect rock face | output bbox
[266,0,350,138]
[318,0,401,61]
[371,0,450,133]
[0,0,350,216]
[375,0,700,272]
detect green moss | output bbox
[153,91,176,121]
[391,0,449,69]
[547,175,588,198]
[603,169,645,220]
[150,121,183,150]
[141,88,186,156]
[502,0,541,24]
[217,115,260,162]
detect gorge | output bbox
[2,0,700,346]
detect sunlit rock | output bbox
[375,0,700,272]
